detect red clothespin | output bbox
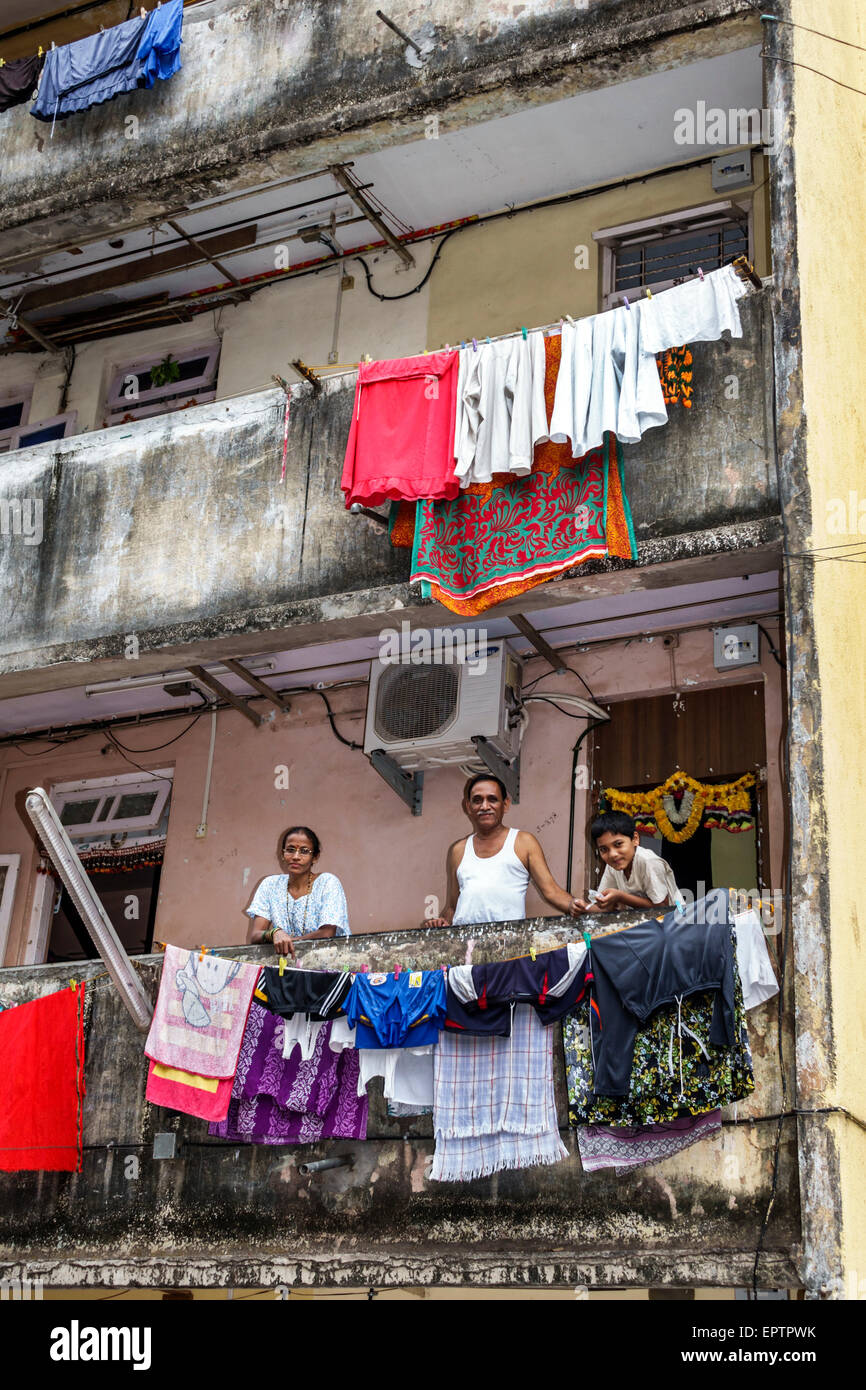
[394,962,401,978]
[361,963,369,974]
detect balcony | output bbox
[0,913,797,1292]
[0,292,779,688]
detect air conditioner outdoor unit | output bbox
[364,645,523,771]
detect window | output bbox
[52,772,173,838]
[594,201,752,310]
[0,389,31,452]
[0,853,21,966]
[105,343,220,425]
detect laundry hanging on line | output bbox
[564,907,772,1173]
[0,53,44,113]
[144,944,259,1081]
[0,983,85,1173]
[395,333,637,615]
[31,0,183,126]
[341,351,461,509]
[208,1000,368,1144]
[430,1003,567,1182]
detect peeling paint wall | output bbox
[778,0,866,1299]
[0,921,798,1290]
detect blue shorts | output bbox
[344,969,447,1048]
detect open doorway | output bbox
[589,682,768,901]
[26,770,173,964]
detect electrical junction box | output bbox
[713,623,760,670]
[711,150,752,192]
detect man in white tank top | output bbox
[426,774,581,927]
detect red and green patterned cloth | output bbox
[391,334,637,617]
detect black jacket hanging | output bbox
[587,888,736,1097]
[0,54,44,114]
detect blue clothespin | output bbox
[460,341,466,349]
[521,326,527,339]
[622,295,631,311]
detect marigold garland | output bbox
[602,772,756,844]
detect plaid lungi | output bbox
[430,1004,567,1182]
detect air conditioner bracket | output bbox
[471,736,520,804]
[370,749,424,816]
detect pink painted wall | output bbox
[0,620,785,963]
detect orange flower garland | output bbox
[602,773,756,844]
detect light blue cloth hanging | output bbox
[31,0,182,126]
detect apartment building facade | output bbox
[0,0,862,1298]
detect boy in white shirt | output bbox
[574,811,679,913]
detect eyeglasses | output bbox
[284,845,314,856]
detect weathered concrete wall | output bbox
[0,0,760,260]
[766,0,866,1300]
[0,917,799,1290]
[0,294,777,682]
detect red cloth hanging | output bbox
[0,983,86,1172]
[341,351,460,508]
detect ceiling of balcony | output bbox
[0,569,781,739]
[0,42,763,351]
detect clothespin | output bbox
[141,6,147,16]
[51,41,56,50]
[0,59,5,69]
[460,341,466,350]
[485,336,491,344]
[529,945,536,961]
[279,953,287,976]
[394,962,401,978]
[521,326,527,340]
[361,963,369,973]
[622,295,631,311]
[69,978,77,991]
[471,338,478,352]
[697,266,704,281]
[422,348,428,355]
[564,314,576,326]
[38,45,43,57]
[646,287,653,299]
[199,944,206,961]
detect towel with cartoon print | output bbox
[145,946,259,1078]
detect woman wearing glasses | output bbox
[246,825,351,958]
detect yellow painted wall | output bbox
[427,157,770,346]
[791,0,866,1295]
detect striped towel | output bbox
[430,1004,567,1182]
[145,945,259,1079]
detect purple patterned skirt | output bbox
[208,1000,367,1143]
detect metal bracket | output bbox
[471,736,520,804]
[370,750,424,816]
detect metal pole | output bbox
[24,788,153,1032]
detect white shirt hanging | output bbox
[454,331,548,486]
[549,300,668,458]
[638,264,749,356]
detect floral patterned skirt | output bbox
[563,946,755,1128]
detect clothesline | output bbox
[288,256,760,389]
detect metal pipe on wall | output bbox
[24,786,153,1031]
